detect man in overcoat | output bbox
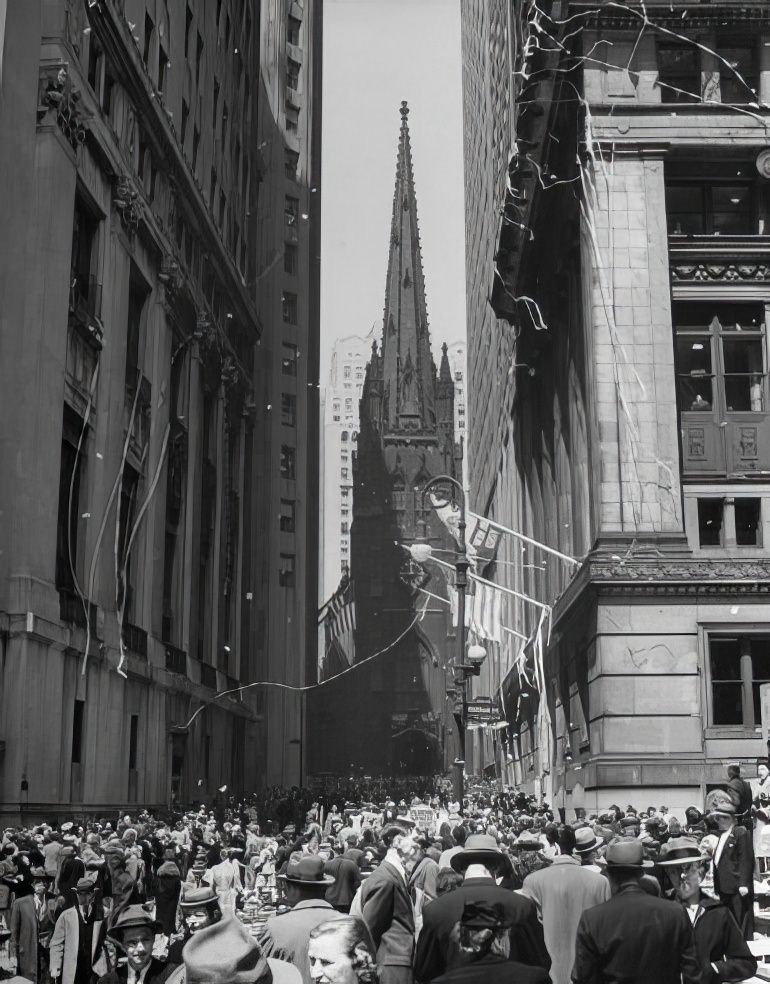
[10,867,57,983]
[571,840,703,984]
[709,801,754,938]
[49,879,108,984]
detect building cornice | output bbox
[569,1,770,29]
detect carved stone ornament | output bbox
[590,556,770,594]
[671,263,770,283]
[159,255,183,294]
[756,148,770,181]
[37,65,86,151]
[113,176,140,235]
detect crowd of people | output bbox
[2,761,770,984]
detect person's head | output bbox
[600,841,651,892]
[346,834,358,849]
[435,869,462,897]
[452,825,467,846]
[31,872,50,897]
[659,837,708,904]
[667,817,682,836]
[454,902,511,962]
[74,879,96,909]
[121,926,155,973]
[308,917,378,984]
[280,857,335,905]
[180,886,222,934]
[727,763,741,780]
[557,825,576,857]
[381,826,418,874]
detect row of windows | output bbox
[696,497,762,548]
[658,37,758,105]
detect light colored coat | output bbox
[520,855,611,984]
[49,906,107,984]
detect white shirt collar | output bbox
[127,963,152,984]
[385,849,407,883]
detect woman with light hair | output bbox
[308,917,378,984]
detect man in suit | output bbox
[710,801,754,939]
[571,840,703,984]
[97,905,176,984]
[10,867,57,983]
[520,826,610,984]
[414,833,550,983]
[323,853,361,913]
[342,835,365,869]
[726,764,754,832]
[49,879,108,984]
[358,824,418,984]
[259,856,336,984]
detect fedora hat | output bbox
[72,878,96,894]
[658,837,703,867]
[450,834,503,873]
[184,915,301,984]
[180,886,220,910]
[574,829,602,854]
[619,815,640,829]
[276,856,334,886]
[108,904,161,943]
[597,840,653,869]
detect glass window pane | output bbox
[658,43,701,103]
[710,636,742,679]
[751,637,770,680]
[676,335,713,375]
[713,682,744,725]
[678,375,713,411]
[666,185,705,234]
[723,338,763,375]
[719,43,758,103]
[699,498,724,545]
[724,374,764,412]
[736,499,762,546]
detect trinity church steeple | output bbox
[380,102,436,433]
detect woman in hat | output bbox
[658,837,757,984]
[307,917,378,984]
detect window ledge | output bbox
[704,726,762,739]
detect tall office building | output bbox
[0,0,321,817]
[319,330,375,606]
[462,0,770,810]
[252,0,322,786]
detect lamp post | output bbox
[409,474,484,807]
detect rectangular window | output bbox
[72,699,85,764]
[210,167,217,209]
[284,243,298,275]
[143,13,154,70]
[117,465,140,619]
[280,499,296,533]
[341,522,349,534]
[281,393,297,427]
[657,41,700,103]
[56,407,86,591]
[717,39,758,104]
[287,58,300,90]
[735,498,762,546]
[126,272,148,386]
[196,33,204,81]
[344,366,351,379]
[698,498,724,547]
[192,127,200,172]
[341,467,349,480]
[285,196,299,227]
[285,149,299,180]
[279,553,296,587]
[87,37,102,94]
[213,78,220,133]
[158,44,168,93]
[70,197,98,316]
[282,342,298,375]
[185,5,193,59]
[129,714,139,770]
[280,445,296,479]
[709,634,770,727]
[282,291,298,323]
[288,15,301,45]
[181,100,189,147]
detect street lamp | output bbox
[409,473,471,806]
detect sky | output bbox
[319,0,466,381]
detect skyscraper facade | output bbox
[462,0,770,810]
[0,0,320,817]
[308,104,460,778]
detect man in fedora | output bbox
[357,825,418,984]
[50,879,107,984]
[574,829,602,873]
[520,827,609,984]
[658,837,756,984]
[97,905,175,984]
[258,857,335,984]
[572,840,702,984]
[183,913,300,984]
[10,867,57,982]
[414,833,549,984]
[709,800,754,939]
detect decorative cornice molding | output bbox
[671,262,770,283]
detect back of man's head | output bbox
[728,763,741,779]
[453,825,467,846]
[558,825,576,857]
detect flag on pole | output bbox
[319,576,357,680]
[429,494,500,572]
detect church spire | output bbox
[380,102,436,433]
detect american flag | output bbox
[319,577,357,679]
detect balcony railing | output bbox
[122,622,148,659]
[59,588,98,635]
[165,643,187,676]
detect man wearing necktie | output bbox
[50,879,107,984]
[10,867,56,982]
[95,905,177,984]
[709,802,754,939]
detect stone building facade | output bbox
[0,0,320,818]
[462,0,770,811]
[307,105,460,779]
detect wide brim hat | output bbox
[180,886,220,909]
[574,830,602,854]
[184,915,301,984]
[72,878,97,894]
[597,841,653,870]
[107,904,162,943]
[658,837,704,867]
[450,834,504,872]
[276,856,334,886]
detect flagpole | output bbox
[427,554,551,612]
[467,511,582,567]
